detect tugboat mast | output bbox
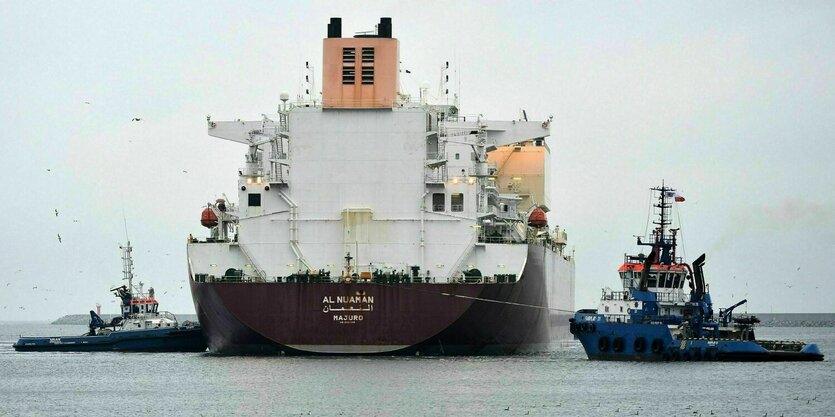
[651,182,673,246]
[121,241,134,295]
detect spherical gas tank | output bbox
[201,207,218,228]
[528,207,547,228]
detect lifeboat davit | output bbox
[528,207,547,228]
[201,207,218,228]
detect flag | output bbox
[666,191,686,202]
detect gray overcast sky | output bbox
[1,1,834,320]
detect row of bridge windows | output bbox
[432,193,463,212]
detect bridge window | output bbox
[248,193,261,207]
[451,193,464,212]
[432,193,445,212]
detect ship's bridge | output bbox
[617,261,689,291]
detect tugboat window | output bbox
[248,193,261,207]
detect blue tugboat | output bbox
[14,241,206,352]
[569,185,823,362]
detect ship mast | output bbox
[120,216,134,296]
[121,241,134,296]
[651,182,672,246]
[639,182,677,265]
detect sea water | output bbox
[1,323,833,416]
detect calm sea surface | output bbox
[1,323,833,416]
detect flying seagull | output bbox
[131,117,142,122]
[84,101,91,105]
[54,209,59,217]
[57,233,62,243]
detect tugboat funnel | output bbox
[693,253,706,294]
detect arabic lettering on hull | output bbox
[322,295,375,324]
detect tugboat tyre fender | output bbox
[671,350,680,361]
[588,323,596,333]
[682,351,691,361]
[693,349,702,361]
[634,337,646,353]
[662,352,671,362]
[598,336,610,352]
[613,337,625,353]
[651,338,664,354]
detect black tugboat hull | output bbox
[13,327,207,352]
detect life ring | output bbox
[651,338,664,354]
[598,336,610,352]
[634,337,646,353]
[613,337,625,353]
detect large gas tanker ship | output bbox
[187,17,575,355]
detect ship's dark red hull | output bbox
[190,245,564,355]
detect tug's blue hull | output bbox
[570,312,823,362]
[13,327,207,352]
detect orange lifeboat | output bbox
[201,207,218,228]
[528,207,547,228]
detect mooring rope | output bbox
[371,281,576,314]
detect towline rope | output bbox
[372,282,576,314]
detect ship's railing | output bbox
[193,271,523,285]
[425,169,447,184]
[601,291,631,301]
[321,98,395,108]
[193,273,261,283]
[654,291,687,303]
[599,289,687,303]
